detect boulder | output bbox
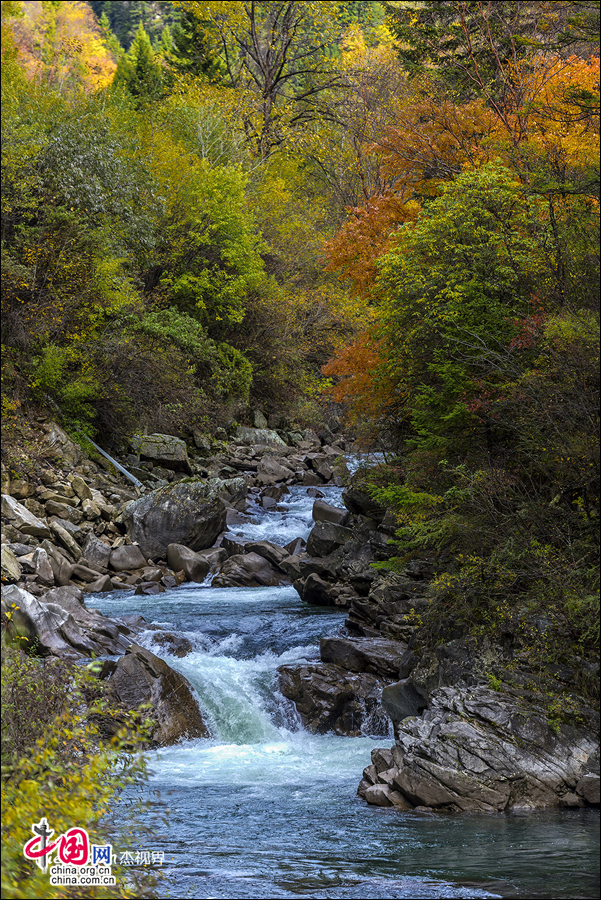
[1,545,22,583]
[342,487,387,523]
[31,547,55,587]
[278,663,390,737]
[48,520,82,560]
[109,544,147,572]
[81,534,112,570]
[40,586,134,654]
[167,544,210,583]
[42,422,84,466]
[382,679,428,724]
[130,433,192,473]
[256,457,294,485]
[108,644,209,745]
[151,632,194,658]
[306,521,353,558]
[245,540,289,569]
[312,499,348,526]
[69,474,93,502]
[378,685,599,812]
[212,552,288,588]
[121,480,227,559]
[1,494,51,538]
[320,637,407,680]
[235,426,287,447]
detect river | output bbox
[94,480,600,899]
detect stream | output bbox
[94,480,600,899]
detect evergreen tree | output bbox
[113,23,164,104]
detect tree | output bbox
[113,22,164,103]
[179,1,344,155]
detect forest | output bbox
[1,1,599,897]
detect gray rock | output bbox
[257,457,294,484]
[245,540,289,569]
[48,520,82,560]
[121,480,227,559]
[320,637,407,679]
[278,663,390,737]
[312,499,348,526]
[81,534,111,570]
[376,685,600,812]
[42,422,84,466]
[382,679,428,724]
[69,474,93,502]
[109,644,209,745]
[1,545,22,583]
[212,552,288,588]
[235,426,287,447]
[576,774,600,806]
[166,544,210,583]
[130,432,192,473]
[306,521,354,557]
[109,544,147,572]
[32,547,55,587]
[2,494,51,538]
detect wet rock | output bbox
[212,552,289,588]
[320,637,407,679]
[245,540,289,569]
[167,544,210,583]
[382,679,428,724]
[151,632,194,658]
[278,663,390,737]
[135,581,165,595]
[109,644,209,745]
[121,480,227,559]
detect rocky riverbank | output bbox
[2,419,599,810]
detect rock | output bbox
[31,547,55,587]
[81,499,102,520]
[109,644,209,745]
[298,572,339,606]
[576,774,600,806]
[252,410,269,429]
[83,574,114,593]
[130,432,192,473]
[378,685,600,812]
[166,544,210,583]
[245,540,289,569]
[382,679,428,724]
[256,457,294,484]
[279,554,305,581]
[1,545,22,583]
[68,474,93,502]
[284,537,305,556]
[320,637,407,679]
[312,499,348,526]
[81,534,112,570]
[38,489,80,508]
[42,422,83,466]
[342,487,387,523]
[134,581,165,595]
[151,632,194,658]
[121,480,227,560]
[302,471,324,487]
[41,586,134,653]
[212,552,288,588]
[307,488,325,499]
[306,522,354,557]
[221,534,248,557]
[2,585,83,657]
[235,426,287,447]
[48,521,82,560]
[261,484,289,504]
[109,544,147,572]
[2,494,51,538]
[278,663,390,736]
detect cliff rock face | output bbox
[359,682,600,811]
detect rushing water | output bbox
[94,479,600,899]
